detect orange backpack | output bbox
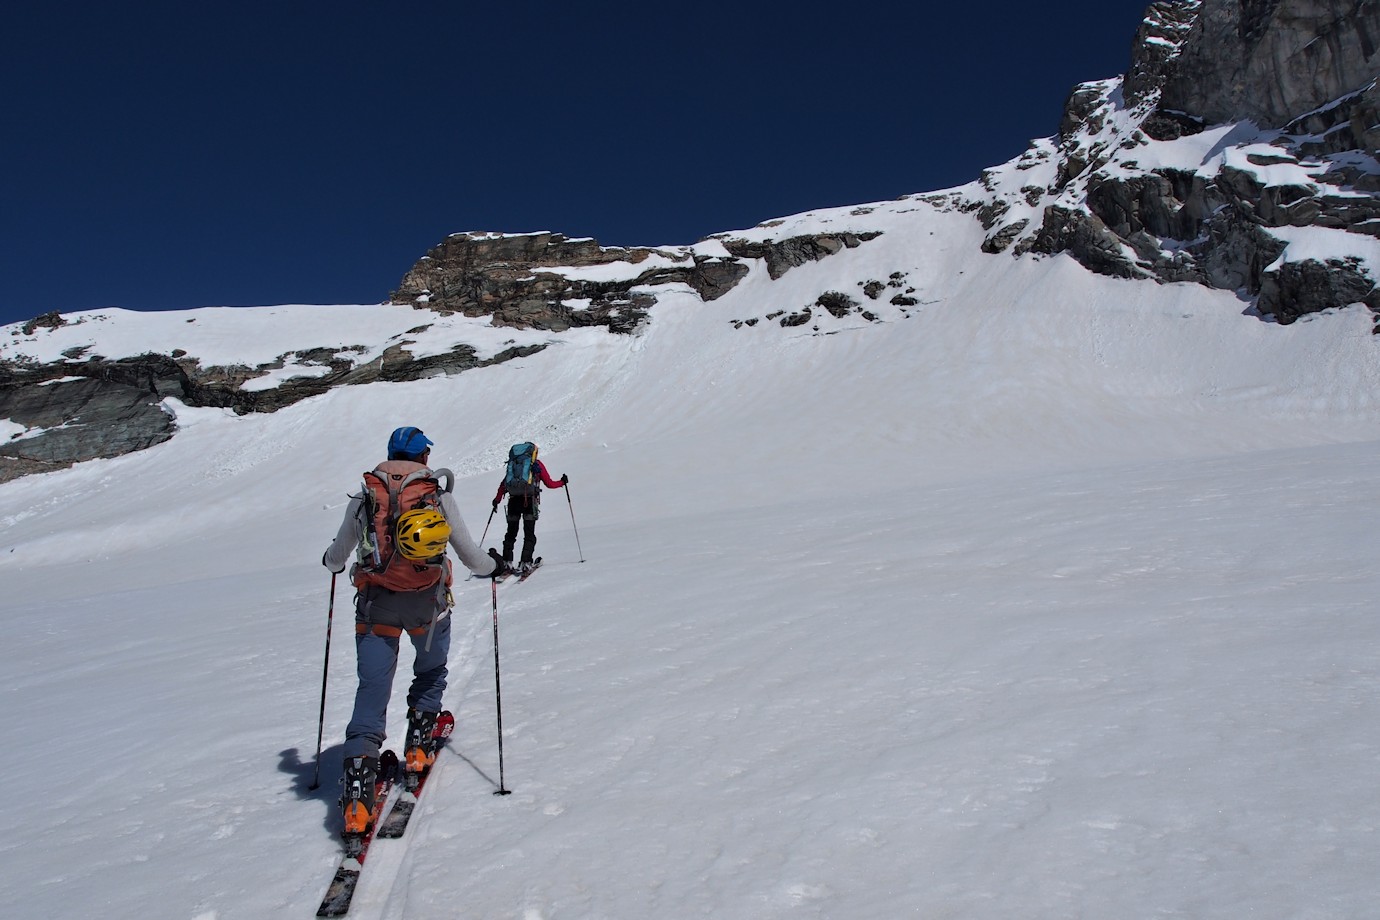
[353,460,456,592]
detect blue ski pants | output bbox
[342,616,451,760]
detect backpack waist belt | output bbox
[355,623,430,638]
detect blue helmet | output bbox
[387,426,433,461]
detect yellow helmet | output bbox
[396,508,451,560]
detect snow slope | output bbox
[2,198,1379,919]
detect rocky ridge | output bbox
[0,226,881,483]
[385,229,895,329]
[0,310,548,481]
[965,0,1380,326]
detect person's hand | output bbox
[560,474,569,485]
[487,547,512,579]
[322,551,345,575]
[492,499,500,512]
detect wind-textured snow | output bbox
[2,196,1379,919]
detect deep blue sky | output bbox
[2,1,1153,326]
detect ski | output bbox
[473,571,513,584]
[377,711,455,839]
[317,749,400,917]
[469,558,538,584]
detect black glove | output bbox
[487,547,512,579]
[322,551,345,575]
[560,474,569,485]
[492,499,500,512]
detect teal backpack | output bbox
[504,442,539,496]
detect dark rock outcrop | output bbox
[1257,256,1380,321]
[0,339,550,483]
[1023,207,1149,280]
[388,230,880,329]
[996,0,1380,325]
[390,231,749,333]
[1124,0,1205,109]
[0,358,179,481]
[717,232,883,280]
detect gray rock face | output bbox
[387,230,884,329]
[1024,206,1149,280]
[0,339,549,483]
[1124,0,1205,109]
[717,232,883,280]
[0,361,179,481]
[390,231,749,333]
[1257,256,1380,320]
[997,0,1380,327]
[1161,0,1380,129]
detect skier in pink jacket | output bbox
[492,441,567,574]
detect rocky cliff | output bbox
[971,0,1380,326]
[1157,0,1380,129]
[388,231,748,331]
[384,229,892,326]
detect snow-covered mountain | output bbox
[2,3,1380,917]
[5,2,1379,483]
[4,179,1380,920]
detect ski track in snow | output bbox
[1,201,1379,918]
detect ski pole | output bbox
[309,574,337,791]
[491,577,512,795]
[564,483,585,562]
[481,503,496,544]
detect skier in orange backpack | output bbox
[323,426,508,841]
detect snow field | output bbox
[1,199,1379,917]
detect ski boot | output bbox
[404,709,439,778]
[403,708,454,790]
[340,754,379,842]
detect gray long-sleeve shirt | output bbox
[324,490,493,579]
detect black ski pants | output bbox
[502,494,540,564]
